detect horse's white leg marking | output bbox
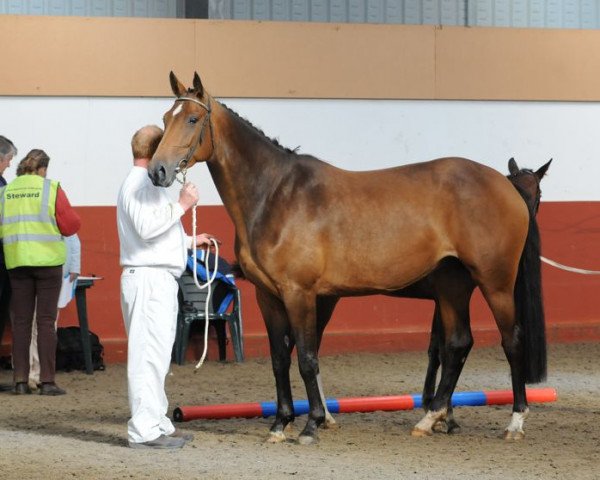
[432,409,459,433]
[504,408,529,440]
[411,408,448,437]
[317,373,337,428]
[172,104,183,117]
[266,431,287,443]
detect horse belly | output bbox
[317,222,450,295]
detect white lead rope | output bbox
[190,204,220,372]
[177,170,220,371]
[540,256,600,275]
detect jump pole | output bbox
[173,387,557,422]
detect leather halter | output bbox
[173,96,214,180]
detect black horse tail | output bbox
[514,210,547,384]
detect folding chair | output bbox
[173,261,244,364]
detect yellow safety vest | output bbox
[0,175,66,269]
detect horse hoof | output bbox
[298,434,317,445]
[446,422,462,435]
[503,429,525,441]
[323,418,338,430]
[266,431,286,444]
[284,423,296,433]
[411,427,432,437]
[432,421,445,433]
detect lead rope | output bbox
[177,169,220,371]
[191,205,220,371]
[540,256,600,275]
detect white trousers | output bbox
[120,267,178,443]
[29,309,58,386]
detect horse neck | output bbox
[206,102,292,239]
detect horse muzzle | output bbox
[147,162,177,187]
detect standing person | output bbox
[13,155,82,389]
[117,125,216,450]
[0,136,17,348]
[0,149,81,395]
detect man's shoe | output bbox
[13,382,32,395]
[170,429,194,442]
[39,383,66,396]
[129,434,186,450]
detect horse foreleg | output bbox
[256,289,295,443]
[284,289,324,445]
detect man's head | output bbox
[0,135,17,177]
[131,125,164,167]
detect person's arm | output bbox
[125,182,198,242]
[126,192,185,241]
[65,234,81,280]
[55,186,81,236]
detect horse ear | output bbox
[169,71,187,97]
[192,72,204,97]
[536,158,552,180]
[508,157,519,175]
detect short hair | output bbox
[131,125,164,160]
[0,135,17,158]
[16,149,50,177]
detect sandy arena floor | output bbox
[0,342,598,479]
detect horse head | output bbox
[148,72,214,187]
[507,157,552,214]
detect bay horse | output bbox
[149,72,546,444]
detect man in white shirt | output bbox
[117,125,215,450]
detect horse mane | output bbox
[219,102,300,155]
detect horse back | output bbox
[243,156,529,295]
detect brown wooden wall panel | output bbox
[1,16,197,96]
[435,26,600,101]
[0,16,434,98]
[2,16,600,100]
[192,21,435,99]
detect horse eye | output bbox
[188,117,198,125]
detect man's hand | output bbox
[178,182,199,211]
[69,272,79,282]
[194,233,221,250]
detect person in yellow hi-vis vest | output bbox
[0,149,81,395]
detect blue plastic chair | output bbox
[173,253,244,364]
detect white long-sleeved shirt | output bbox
[117,166,189,277]
[63,233,81,275]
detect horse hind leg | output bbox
[413,285,473,437]
[422,305,455,434]
[481,286,528,440]
[316,296,340,429]
[422,304,441,413]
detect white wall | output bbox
[0,96,596,205]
